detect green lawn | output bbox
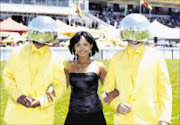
[0,60,179,125]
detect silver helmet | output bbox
[28,16,58,45]
[120,13,150,42]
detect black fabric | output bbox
[64,111,106,125]
[64,72,106,125]
[69,72,102,114]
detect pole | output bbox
[124,4,128,16]
[139,0,142,14]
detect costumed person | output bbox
[103,13,172,125]
[64,31,119,125]
[3,16,67,124]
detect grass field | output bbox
[0,60,179,125]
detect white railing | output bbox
[0,47,179,61]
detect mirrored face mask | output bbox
[120,13,151,42]
[28,16,58,45]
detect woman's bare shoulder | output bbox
[94,60,105,68]
[67,61,74,65]
[65,61,75,71]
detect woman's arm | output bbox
[99,62,119,104]
[104,89,119,104]
[64,61,70,88]
[99,62,107,85]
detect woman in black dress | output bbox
[64,31,118,125]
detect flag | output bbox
[75,5,81,17]
[141,0,152,10]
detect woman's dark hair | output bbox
[68,31,99,56]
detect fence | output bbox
[0,47,179,61]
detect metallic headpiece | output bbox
[120,13,151,42]
[28,16,58,45]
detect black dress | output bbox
[64,72,106,125]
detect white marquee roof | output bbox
[1,3,75,16]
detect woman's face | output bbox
[74,36,93,58]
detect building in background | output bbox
[0,0,89,25]
[0,0,179,29]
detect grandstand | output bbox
[0,0,179,27]
[89,0,180,8]
[89,0,180,28]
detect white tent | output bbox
[150,20,180,39]
[56,20,104,38]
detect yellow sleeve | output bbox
[40,59,67,109]
[53,60,67,102]
[158,56,172,123]
[3,50,23,103]
[103,58,121,114]
[109,96,121,114]
[103,58,116,93]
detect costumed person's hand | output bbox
[46,85,56,102]
[117,103,132,115]
[104,89,119,104]
[17,95,30,107]
[158,121,170,125]
[25,97,40,108]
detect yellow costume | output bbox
[103,44,172,124]
[3,43,66,124]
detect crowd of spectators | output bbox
[0,41,28,47]
[89,3,180,29]
[91,10,179,29]
[64,18,99,29]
